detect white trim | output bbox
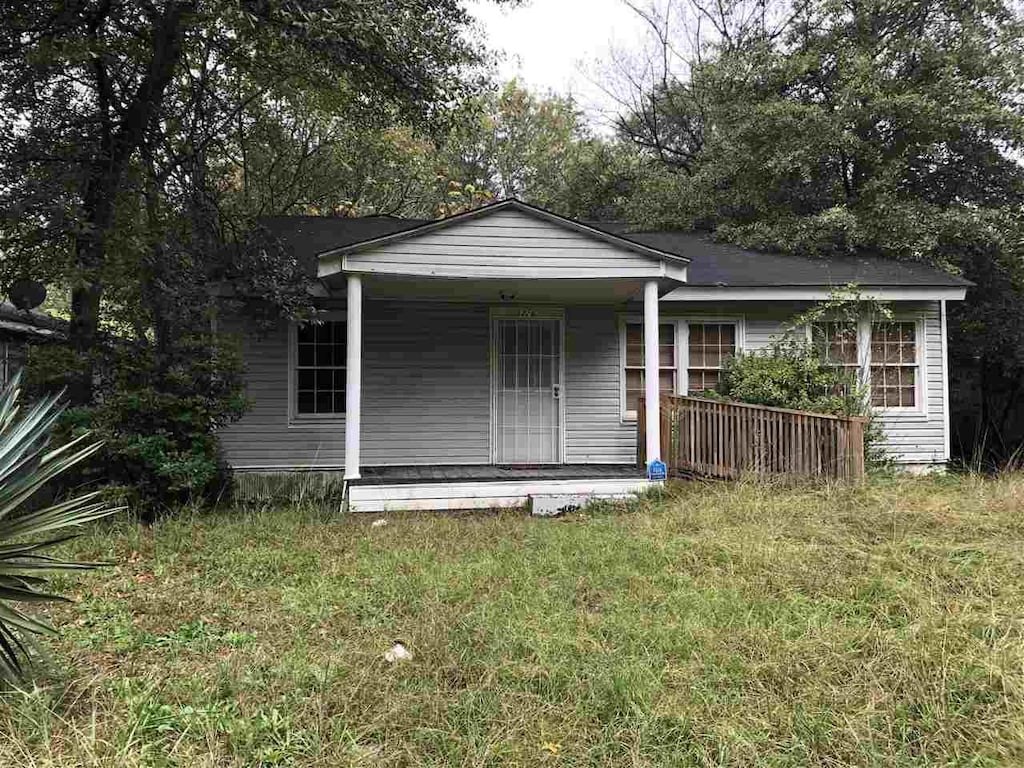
[662,286,968,302]
[940,299,951,460]
[488,309,566,464]
[287,313,347,427]
[319,198,690,264]
[348,477,655,513]
[344,275,362,479]
[867,315,927,416]
[617,315,745,421]
[643,280,661,465]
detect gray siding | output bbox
[564,308,636,463]
[362,303,490,465]
[220,299,949,471]
[662,301,948,465]
[219,301,491,469]
[343,209,665,279]
[877,303,946,465]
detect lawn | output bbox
[1,475,1023,767]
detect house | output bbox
[0,301,67,389]
[218,199,970,511]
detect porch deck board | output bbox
[353,464,645,486]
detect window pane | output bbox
[869,322,917,408]
[688,369,722,393]
[688,323,736,371]
[815,322,858,366]
[294,321,345,415]
[315,391,332,413]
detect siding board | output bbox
[344,208,665,279]
[220,299,950,471]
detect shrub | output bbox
[716,337,891,470]
[25,332,247,515]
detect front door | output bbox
[492,316,563,464]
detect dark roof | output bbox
[610,229,971,287]
[0,301,67,340]
[260,208,971,289]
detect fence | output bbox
[639,395,866,481]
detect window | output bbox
[686,323,736,393]
[870,321,918,408]
[623,322,676,419]
[812,322,860,372]
[294,321,346,416]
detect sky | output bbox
[464,0,652,128]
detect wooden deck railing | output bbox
[639,395,866,481]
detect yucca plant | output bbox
[0,370,119,681]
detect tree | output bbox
[614,0,1024,462]
[0,0,494,403]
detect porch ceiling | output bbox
[320,273,682,303]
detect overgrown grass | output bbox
[2,475,1023,766]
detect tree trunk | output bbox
[67,1,196,404]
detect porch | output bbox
[347,463,653,513]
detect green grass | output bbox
[2,475,1023,766]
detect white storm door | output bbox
[492,317,563,464]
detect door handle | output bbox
[552,384,561,399]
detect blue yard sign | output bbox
[647,459,667,481]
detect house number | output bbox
[519,308,535,318]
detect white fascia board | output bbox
[664,263,688,283]
[661,286,968,302]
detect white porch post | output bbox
[643,279,661,466]
[344,274,362,480]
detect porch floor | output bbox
[352,464,645,486]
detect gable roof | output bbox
[319,199,691,266]
[260,202,971,290]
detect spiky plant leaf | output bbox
[0,370,120,681]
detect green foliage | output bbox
[718,337,863,416]
[614,0,1024,461]
[713,290,893,469]
[25,336,246,513]
[0,372,118,681]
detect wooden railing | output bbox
[639,395,866,481]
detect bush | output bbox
[715,337,890,469]
[717,337,863,416]
[25,333,247,515]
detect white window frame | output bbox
[618,315,745,421]
[618,316,680,422]
[805,314,926,414]
[288,314,347,426]
[867,316,926,414]
[680,318,744,395]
